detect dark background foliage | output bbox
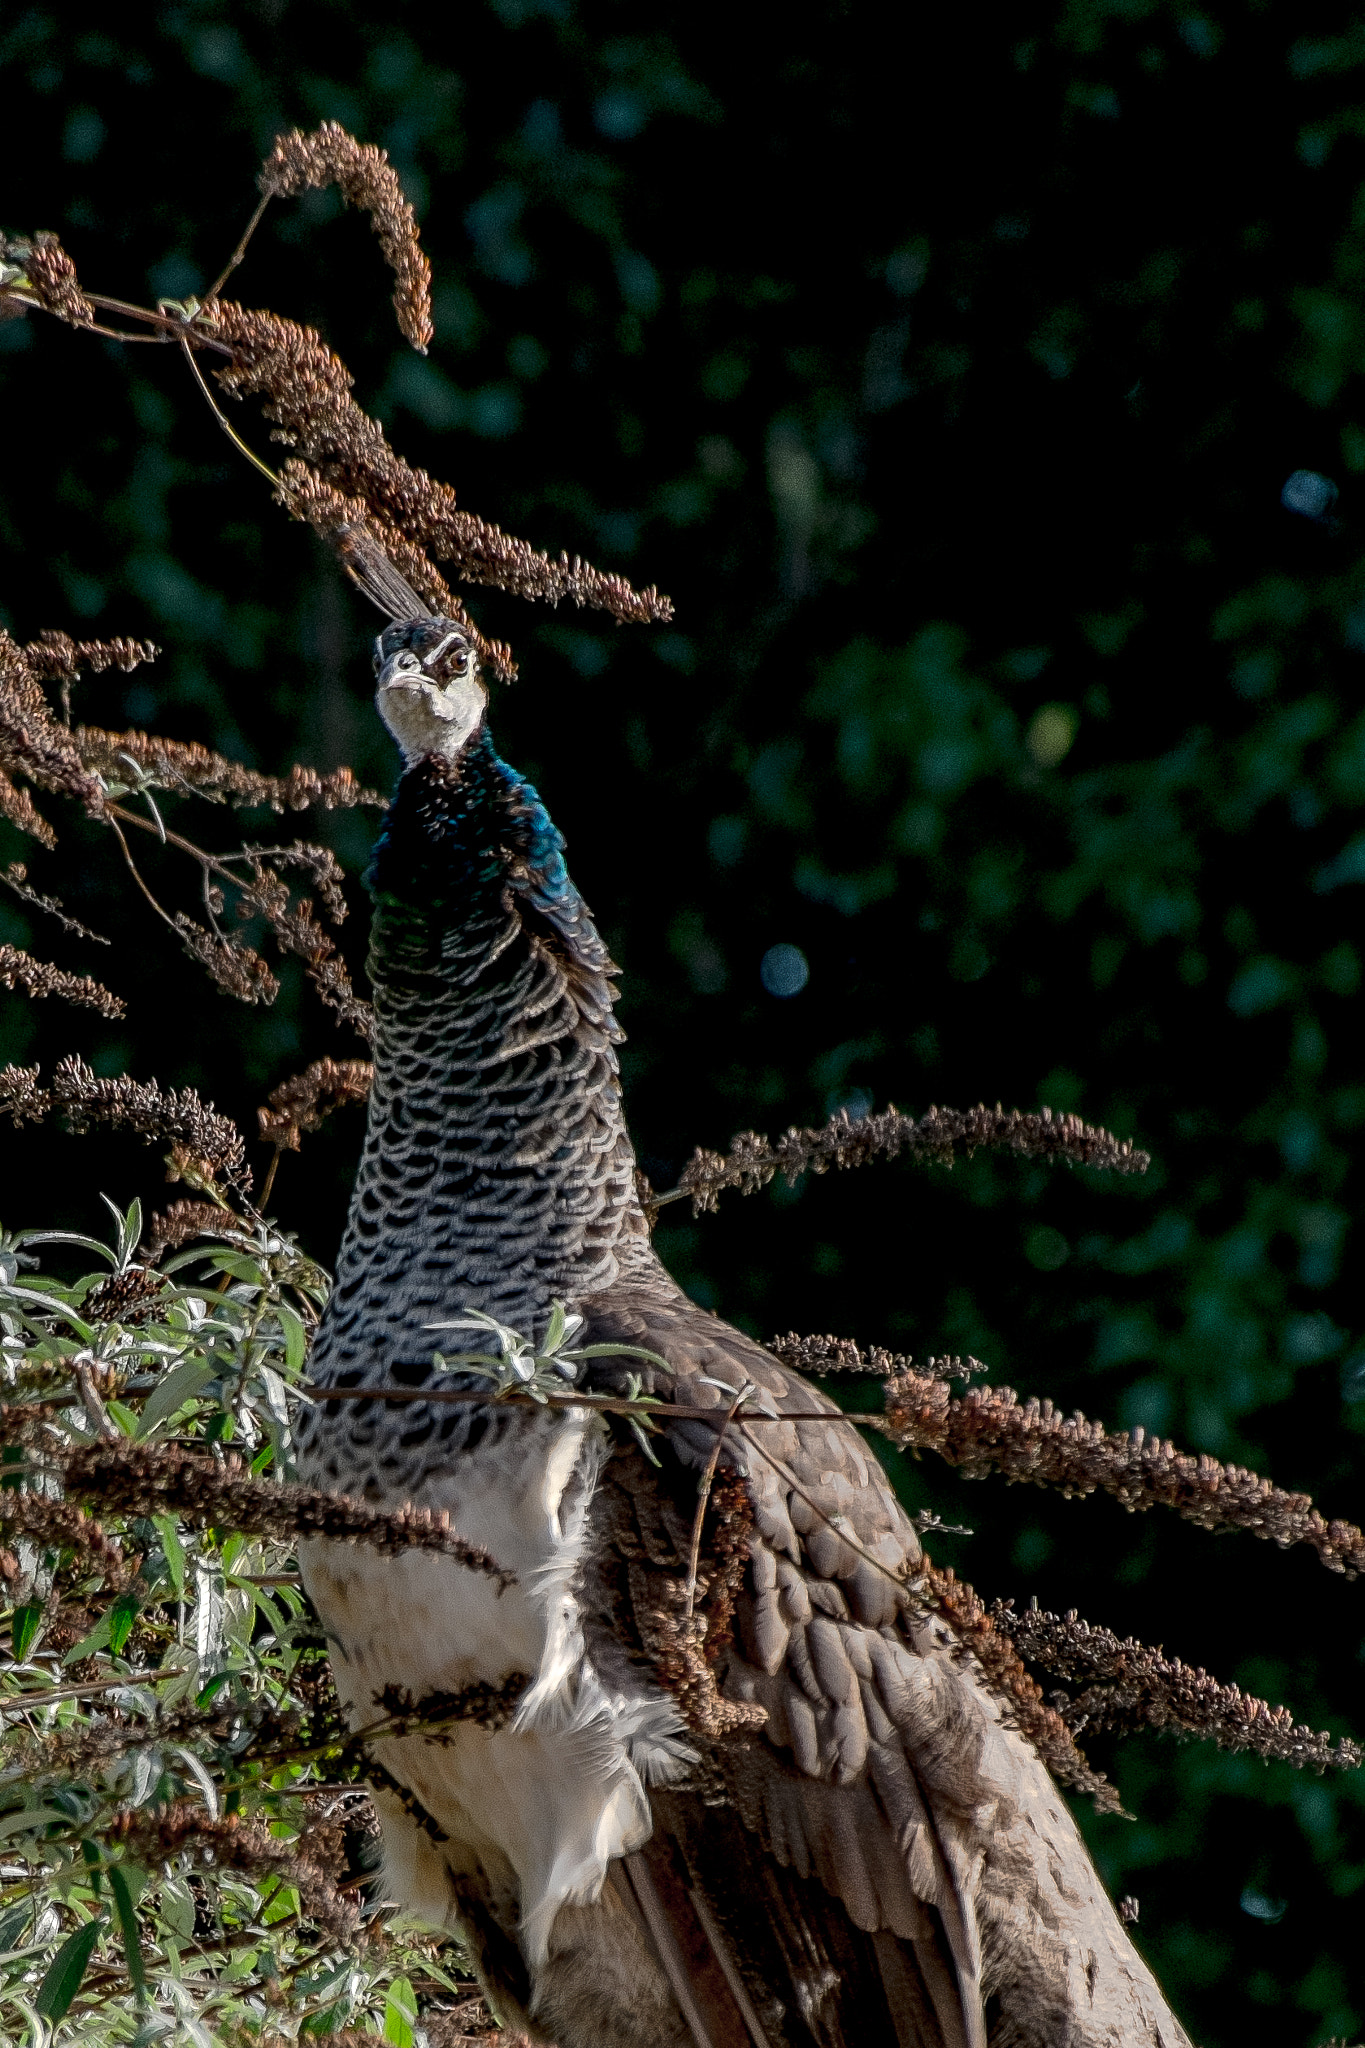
[2,2,1363,2037]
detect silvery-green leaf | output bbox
[275,1303,307,1376]
[129,2020,176,2047]
[152,1515,186,1600]
[563,1342,672,1368]
[257,1362,290,1431]
[170,1746,218,1819]
[99,1194,143,1275]
[0,1899,32,1956]
[19,1231,114,1264]
[128,1749,162,1809]
[543,1301,568,1354]
[158,1874,196,1942]
[194,1560,226,1671]
[62,1610,115,1665]
[137,1357,217,1439]
[0,1805,72,1840]
[155,1656,199,1710]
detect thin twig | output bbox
[206,191,272,301]
[103,810,179,931]
[180,333,284,489]
[259,1145,285,1209]
[302,1382,886,1426]
[0,1671,194,1715]
[683,1381,753,1621]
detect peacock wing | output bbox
[575,1272,1192,2048]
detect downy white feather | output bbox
[298,1409,693,1970]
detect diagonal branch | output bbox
[921,1557,1122,1812]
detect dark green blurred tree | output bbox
[2,3,1363,2039]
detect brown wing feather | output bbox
[576,1268,1193,2048]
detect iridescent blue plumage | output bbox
[367,728,610,978]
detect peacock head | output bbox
[374,617,486,767]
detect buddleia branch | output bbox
[0,1055,251,1199]
[258,1057,374,1151]
[771,1332,983,1381]
[1,125,676,684]
[1,1439,513,1589]
[995,1601,1363,1772]
[0,617,378,1035]
[920,1558,1122,1813]
[76,724,385,814]
[875,1354,1365,1579]
[655,1101,1149,1217]
[0,944,123,1018]
[105,1800,362,1944]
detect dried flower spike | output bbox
[880,1361,1365,1578]
[205,302,672,634]
[76,724,385,812]
[996,1601,1363,1772]
[0,943,124,1018]
[13,231,94,327]
[258,121,434,352]
[0,1055,251,1197]
[662,1101,1149,1217]
[259,1056,374,1150]
[922,1557,1121,1812]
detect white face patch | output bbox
[376,649,487,766]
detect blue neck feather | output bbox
[367,726,611,977]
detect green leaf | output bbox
[568,1342,672,1366]
[262,1882,300,1926]
[210,1252,266,1285]
[62,1609,115,1664]
[0,1900,32,1955]
[136,1356,217,1438]
[383,1975,417,2047]
[99,1193,143,1273]
[10,1601,43,1661]
[543,1300,568,1354]
[108,1592,141,1656]
[34,1913,104,2020]
[153,1514,186,1598]
[158,1873,196,1941]
[19,1230,114,1264]
[108,1863,147,1999]
[0,1804,72,1840]
[276,1302,307,1375]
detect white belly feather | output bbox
[298,1411,693,1965]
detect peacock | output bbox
[292,578,1187,2048]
